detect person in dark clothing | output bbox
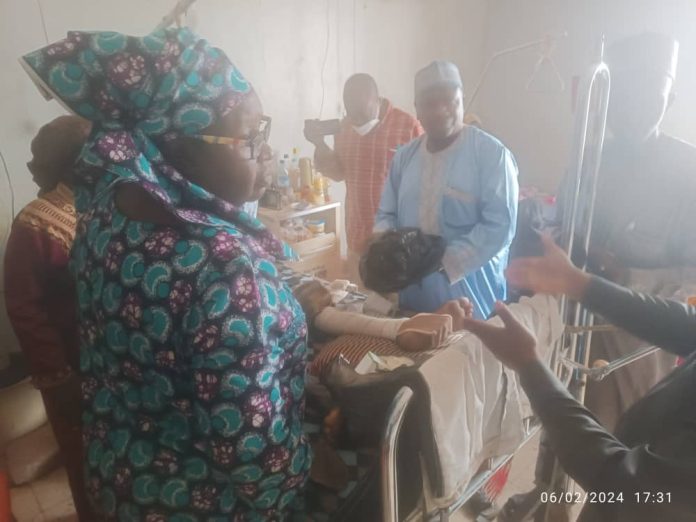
[4,116,93,520]
[458,234,696,522]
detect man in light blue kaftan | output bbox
[374,61,518,318]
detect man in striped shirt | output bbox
[304,74,423,285]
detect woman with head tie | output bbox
[22,28,310,521]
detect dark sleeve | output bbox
[4,222,73,386]
[520,360,696,510]
[583,276,696,357]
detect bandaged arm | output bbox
[314,307,407,339]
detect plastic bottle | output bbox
[277,160,292,206]
[299,157,313,189]
[312,173,325,205]
[287,151,301,192]
[292,149,301,187]
[323,176,331,203]
[292,147,300,166]
[277,159,288,184]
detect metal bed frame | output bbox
[379,42,667,522]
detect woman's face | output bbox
[182,92,273,206]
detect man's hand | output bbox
[505,234,591,301]
[436,298,474,330]
[303,119,325,146]
[458,301,539,372]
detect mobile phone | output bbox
[305,119,341,137]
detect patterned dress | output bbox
[73,188,311,521]
[21,28,312,520]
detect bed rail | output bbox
[381,386,415,522]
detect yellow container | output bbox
[307,219,326,235]
[299,157,313,188]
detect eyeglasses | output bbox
[192,116,272,161]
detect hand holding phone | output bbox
[304,119,341,144]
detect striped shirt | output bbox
[334,99,423,253]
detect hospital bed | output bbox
[380,295,561,522]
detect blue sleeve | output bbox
[441,139,519,283]
[373,148,404,232]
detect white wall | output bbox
[0,0,490,363]
[475,0,696,192]
[352,0,488,113]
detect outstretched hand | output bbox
[458,301,539,372]
[505,234,591,301]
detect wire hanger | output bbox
[465,31,568,114]
[526,34,566,92]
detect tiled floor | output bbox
[10,467,76,522]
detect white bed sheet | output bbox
[418,294,563,508]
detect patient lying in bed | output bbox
[295,280,563,515]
